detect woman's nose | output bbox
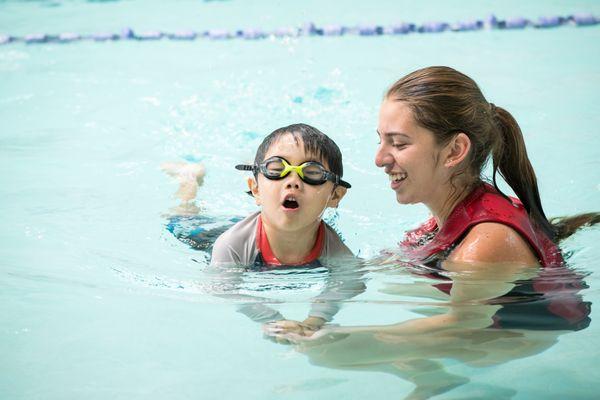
[374,145,391,168]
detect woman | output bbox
[269,66,596,340]
[376,66,598,266]
[266,70,594,396]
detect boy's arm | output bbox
[268,229,364,336]
[210,264,286,324]
[307,228,364,323]
[210,235,240,266]
[210,220,286,323]
[307,263,366,322]
[265,261,366,338]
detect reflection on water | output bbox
[162,214,592,398]
[278,259,590,399]
[205,261,367,325]
[211,260,590,398]
[296,326,552,399]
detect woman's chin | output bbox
[395,192,416,205]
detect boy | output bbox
[163,124,360,336]
[211,123,353,267]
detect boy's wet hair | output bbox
[253,123,344,179]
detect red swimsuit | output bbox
[401,183,563,267]
[400,184,590,331]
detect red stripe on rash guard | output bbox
[256,216,325,266]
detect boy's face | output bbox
[248,133,347,233]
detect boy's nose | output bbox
[284,172,302,189]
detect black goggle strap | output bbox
[235,164,257,197]
[326,172,351,189]
[235,164,256,173]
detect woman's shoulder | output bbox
[449,222,540,265]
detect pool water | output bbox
[1,1,600,399]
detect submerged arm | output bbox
[281,255,537,341]
[266,261,367,337]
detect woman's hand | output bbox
[263,322,347,346]
[265,316,325,336]
[262,317,326,344]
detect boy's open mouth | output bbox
[282,195,299,210]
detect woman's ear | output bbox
[247,177,261,205]
[327,186,347,208]
[444,132,471,168]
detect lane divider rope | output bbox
[0,13,597,45]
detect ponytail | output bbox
[491,104,599,241]
[490,104,555,239]
[550,213,600,241]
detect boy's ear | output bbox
[247,177,261,205]
[443,132,471,168]
[327,186,347,208]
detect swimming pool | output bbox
[2,0,600,398]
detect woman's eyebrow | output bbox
[377,130,410,139]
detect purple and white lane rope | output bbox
[2,13,597,46]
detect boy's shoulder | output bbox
[321,222,354,259]
[211,212,354,265]
[218,211,260,241]
[211,211,260,265]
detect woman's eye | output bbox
[392,143,407,149]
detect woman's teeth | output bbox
[389,173,407,182]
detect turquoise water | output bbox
[2,1,600,399]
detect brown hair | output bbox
[386,66,597,242]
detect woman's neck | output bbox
[426,180,480,228]
[261,217,321,264]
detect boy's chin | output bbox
[264,213,320,232]
[273,219,310,232]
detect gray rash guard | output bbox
[210,211,354,266]
[210,211,363,322]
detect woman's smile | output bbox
[389,172,408,190]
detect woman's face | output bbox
[375,100,451,206]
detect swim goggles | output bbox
[236,156,351,188]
